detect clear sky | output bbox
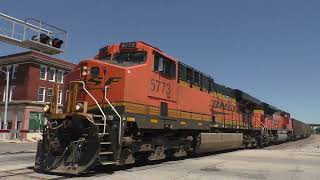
[0,0,319,123]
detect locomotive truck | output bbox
[34,41,311,174]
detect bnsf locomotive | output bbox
[35,41,312,174]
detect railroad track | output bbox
[0,167,70,180]
[0,159,186,179]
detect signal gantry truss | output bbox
[0,12,67,55]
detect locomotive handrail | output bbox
[260,121,268,135]
[70,81,107,128]
[104,86,122,145]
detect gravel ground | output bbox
[263,135,320,152]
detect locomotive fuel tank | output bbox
[276,133,288,142]
[196,133,243,153]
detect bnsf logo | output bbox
[212,100,237,112]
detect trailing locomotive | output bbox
[34,41,311,174]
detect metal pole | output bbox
[2,67,9,139]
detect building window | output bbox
[47,88,53,102]
[12,65,18,79]
[9,86,15,101]
[57,70,64,83]
[49,68,56,82]
[3,66,10,80]
[2,86,15,102]
[38,87,45,102]
[57,90,62,104]
[40,65,47,80]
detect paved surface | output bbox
[0,135,319,179]
[0,142,37,173]
[0,142,37,155]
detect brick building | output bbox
[0,51,76,140]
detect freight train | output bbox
[34,41,312,174]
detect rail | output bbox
[104,86,122,145]
[70,81,107,131]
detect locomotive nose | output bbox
[34,114,100,174]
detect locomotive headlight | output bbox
[82,65,88,71]
[81,65,88,76]
[75,103,84,112]
[81,71,87,76]
[43,104,50,113]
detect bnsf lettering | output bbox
[212,100,236,112]
[151,79,171,98]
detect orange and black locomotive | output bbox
[35,41,312,174]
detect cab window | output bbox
[101,54,111,61]
[90,67,100,77]
[178,63,186,81]
[154,53,176,79]
[186,67,193,83]
[193,71,200,85]
[112,51,147,65]
[178,61,213,93]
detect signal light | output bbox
[52,38,64,48]
[39,33,51,44]
[31,34,63,49]
[31,35,39,41]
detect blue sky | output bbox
[1,0,319,123]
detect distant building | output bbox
[0,51,76,141]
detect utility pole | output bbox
[0,66,9,139]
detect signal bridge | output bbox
[0,12,67,55]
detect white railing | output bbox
[104,86,123,145]
[0,13,52,34]
[0,12,67,55]
[260,121,268,135]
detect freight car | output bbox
[292,119,312,139]
[34,41,310,174]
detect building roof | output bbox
[0,51,76,70]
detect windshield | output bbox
[112,52,147,65]
[90,67,100,77]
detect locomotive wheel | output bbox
[148,146,166,161]
[119,148,135,165]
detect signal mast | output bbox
[0,12,67,138]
